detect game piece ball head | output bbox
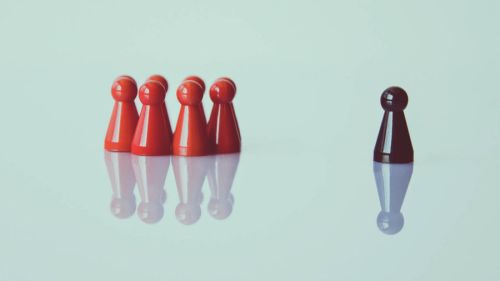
[381,87,408,111]
[177,81,204,106]
[111,76,137,102]
[139,80,166,105]
[210,78,236,103]
[184,76,206,92]
[147,74,169,92]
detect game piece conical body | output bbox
[105,76,139,152]
[374,87,413,163]
[131,80,172,156]
[373,161,413,235]
[208,78,241,154]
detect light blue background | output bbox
[1,0,499,280]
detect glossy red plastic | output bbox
[131,80,173,155]
[172,79,210,156]
[207,77,241,154]
[147,74,173,138]
[104,76,139,152]
[183,76,207,125]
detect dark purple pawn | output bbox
[374,87,413,163]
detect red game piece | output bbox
[374,87,413,163]
[147,74,173,138]
[104,151,136,219]
[131,80,172,155]
[104,75,139,152]
[206,153,240,219]
[131,155,169,224]
[172,156,211,225]
[172,79,210,156]
[183,76,207,125]
[207,77,241,154]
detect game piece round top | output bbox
[147,74,168,92]
[184,76,206,93]
[111,75,137,102]
[177,80,204,105]
[380,86,408,111]
[210,77,236,103]
[139,80,166,105]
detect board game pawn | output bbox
[131,155,169,224]
[373,162,413,235]
[207,77,241,154]
[206,153,240,220]
[131,80,172,155]
[374,87,414,163]
[183,76,207,125]
[172,79,210,156]
[147,74,173,138]
[104,75,139,152]
[104,151,137,219]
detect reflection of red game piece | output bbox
[104,76,139,152]
[104,151,136,219]
[172,79,210,156]
[147,74,173,138]
[131,155,169,224]
[131,80,172,155]
[206,153,240,220]
[172,156,211,225]
[207,77,241,154]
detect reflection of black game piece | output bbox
[104,151,137,219]
[172,156,212,225]
[131,155,170,224]
[374,87,413,163]
[373,162,413,235]
[206,153,240,220]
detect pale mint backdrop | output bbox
[0,0,499,280]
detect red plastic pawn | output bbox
[131,80,172,155]
[104,75,139,152]
[147,74,173,138]
[172,80,210,156]
[183,76,207,125]
[207,77,241,154]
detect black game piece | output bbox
[374,87,414,163]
